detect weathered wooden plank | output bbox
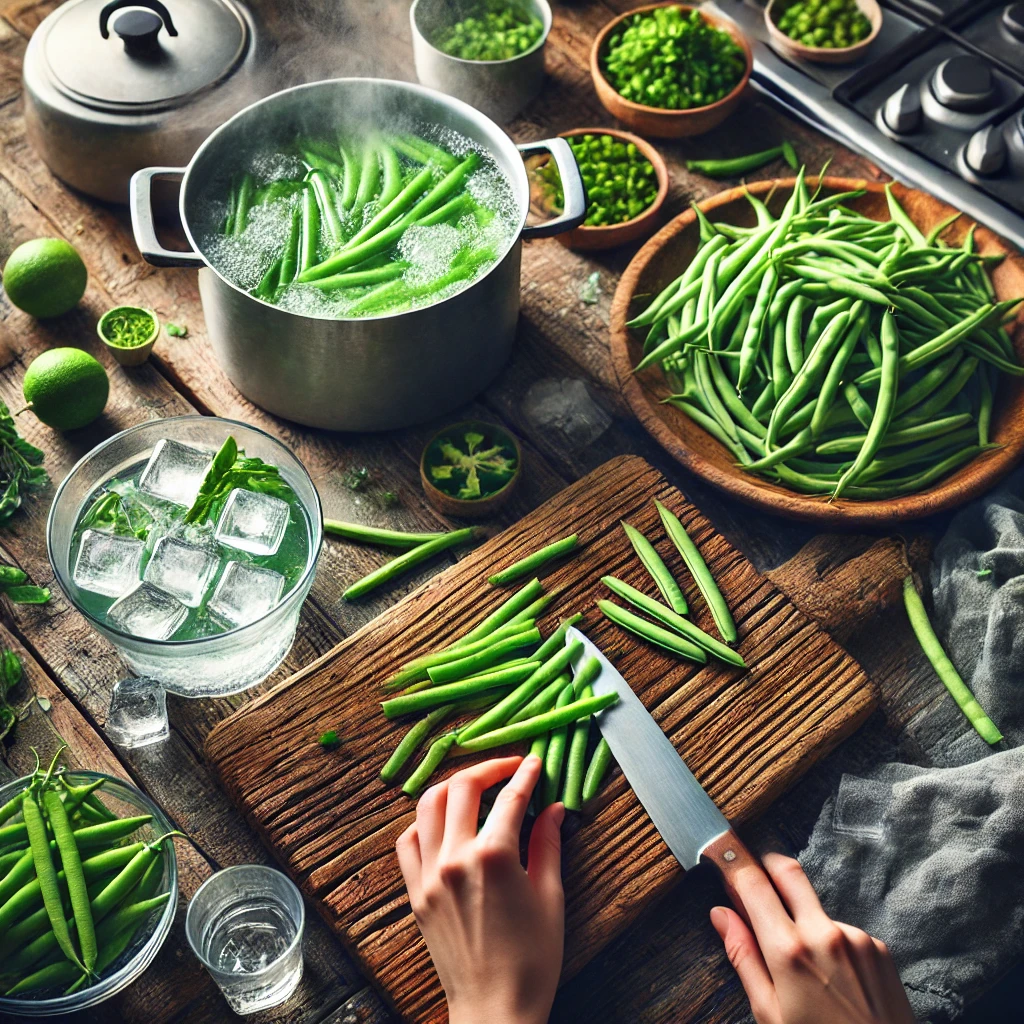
[207,455,876,1023]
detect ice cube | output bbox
[143,536,219,608]
[215,489,290,556]
[208,561,285,628]
[72,530,144,599]
[106,676,168,749]
[521,377,612,451]
[107,582,188,641]
[138,439,213,507]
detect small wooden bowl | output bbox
[530,129,669,252]
[96,306,159,367]
[420,420,523,519]
[590,3,753,139]
[765,0,882,66]
[610,177,1024,526]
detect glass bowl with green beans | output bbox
[765,0,881,65]
[531,129,669,251]
[591,3,753,138]
[0,768,178,1015]
[419,420,522,518]
[411,0,552,123]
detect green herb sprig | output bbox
[428,430,517,500]
[0,565,49,605]
[0,401,48,527]
[0,648,23,741]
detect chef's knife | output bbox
[567,627,757,914]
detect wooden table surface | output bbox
[0,2,1002,1022]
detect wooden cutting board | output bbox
[205,455,877,1022]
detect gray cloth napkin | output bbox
[799,468,1024,1023]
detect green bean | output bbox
[832,310,899,498]
[561,690,593,813]
[509,593,555,627]
[298,185,320,275]
[742,427,814,472]
[89,834,178,927]
[601,576,746,667]
[842,445,994,498]
[324,520,448,548]
[745,190,777,227]
[383,662,539,719]
[402,734,457,797]
[963,341,1024,377]
[685,143,798,178]
[488,534,579,586]
[510,673,571,726]
[666,398,750,463]
[810,301,866,439]
[621,521,687,615]
[885,184,926,245]
[279,207,301,287]
[42,790,95,972]
[978,366,994,446]
[456,641,584,743]
[752,378,777,424]
[0,845,27,876]
[707,354,766,438]
[530,616,580,664]
[582,738,613,802]
[0,821,27,849]
[336,143,360,210]
[232,173,255,236]
[392,134,459,171]
[895,357,978,428]
[540,683,575,808]
[417,193,475,227]
[336,164,435,251]
[693,351,741,446]
[454,579,546,650]
[784,293,809,382]
[598,600,707,662]
[308,169,344,247]
[22,792,85,973]
[427,628,541,684]
[858,427,980,483]
[343,527,478,600]
[629,235,729,329]
[529,733,550,762]
[381,706,456,783]
[737,266,778,392]
[376,142,403,207]
[0,791,25,828]
[252,254,282,300]
[903,576,1001,743]
[454,693,618,755]
[353,144,381,213]
[819,413,972,456]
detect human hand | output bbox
[396,754,564,1024]
[711,852,916,1024]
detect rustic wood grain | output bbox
[610,177,1024,526]
[206,455,877,1023]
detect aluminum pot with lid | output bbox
[129,78,586,432]
[24,0,257,204]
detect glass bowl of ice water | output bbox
[47,416,323,697]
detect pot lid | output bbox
[43,0,248,112]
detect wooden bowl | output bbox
[610,177,1024,526]
[765,0,882,66]
[590,3,753,139]
[420,419,523,519]
[530,129,669,252]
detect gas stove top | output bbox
[709,0,1024,249]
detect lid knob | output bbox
[99,0,178,60]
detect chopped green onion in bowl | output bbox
[431,0,544,62]
[774,0,872,50]
[97,306,158,349]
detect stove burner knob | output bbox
[932,56,995,112]
[1003,3,1024,42]
[882,83,922,134]
[965,125,1007,176]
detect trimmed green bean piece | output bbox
[621,520,688,615]
[511,673,571,726]
[308,169,344,247]
[402,734,457,797]
[354,144,381,212]
[655,501,737,643]
[427,627,541,684]
[533,614,584,664]
[561,684,592,813]
[298,185,320,275]
[377,142,404,207]
[382,662,540,719]
[541,683,575,808]
[343,528,478,600]
[509,593,556,627]
[903,576,1001,743]
[454,692,618,754]
[582,738,613,802]
[598,600,706,663]
[488,534,579,586]
[601,576,746,667]
[381,706,456,783]
[279,207,301,287]
[324,520,448,548]
[454,579,546,649]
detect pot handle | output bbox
[517,138,587,239]
[129,167,205,268]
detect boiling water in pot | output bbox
[198,120,518,319]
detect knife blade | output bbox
[567,627,758,911]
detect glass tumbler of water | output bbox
[185,865,305,1014]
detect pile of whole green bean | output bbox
[0,751,177,999]
[219,130,506,318]
[630,171,1023,500]
[601,5,747,111]
[431,0,544,62]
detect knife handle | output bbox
[701,828,759,926]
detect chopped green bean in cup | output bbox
[630,174,1024,501]
[534,134,659,227]
[431,0,544,62]
[97,306,157,350]
[203,128,515,319]
[775,0,872,50]
[601,5,747,110]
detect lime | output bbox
[23,348,109,431]
[3,238,87,319]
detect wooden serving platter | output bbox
[205,456,877,1023]
[610,178,1024,526]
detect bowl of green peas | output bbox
[531,129,669,251]
[590,3,753,138]
[765,0,881,65]
[0,767,178,1014]
[411,0,551,124]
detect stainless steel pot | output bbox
[24,0,257,205]
[130,78,585,432]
